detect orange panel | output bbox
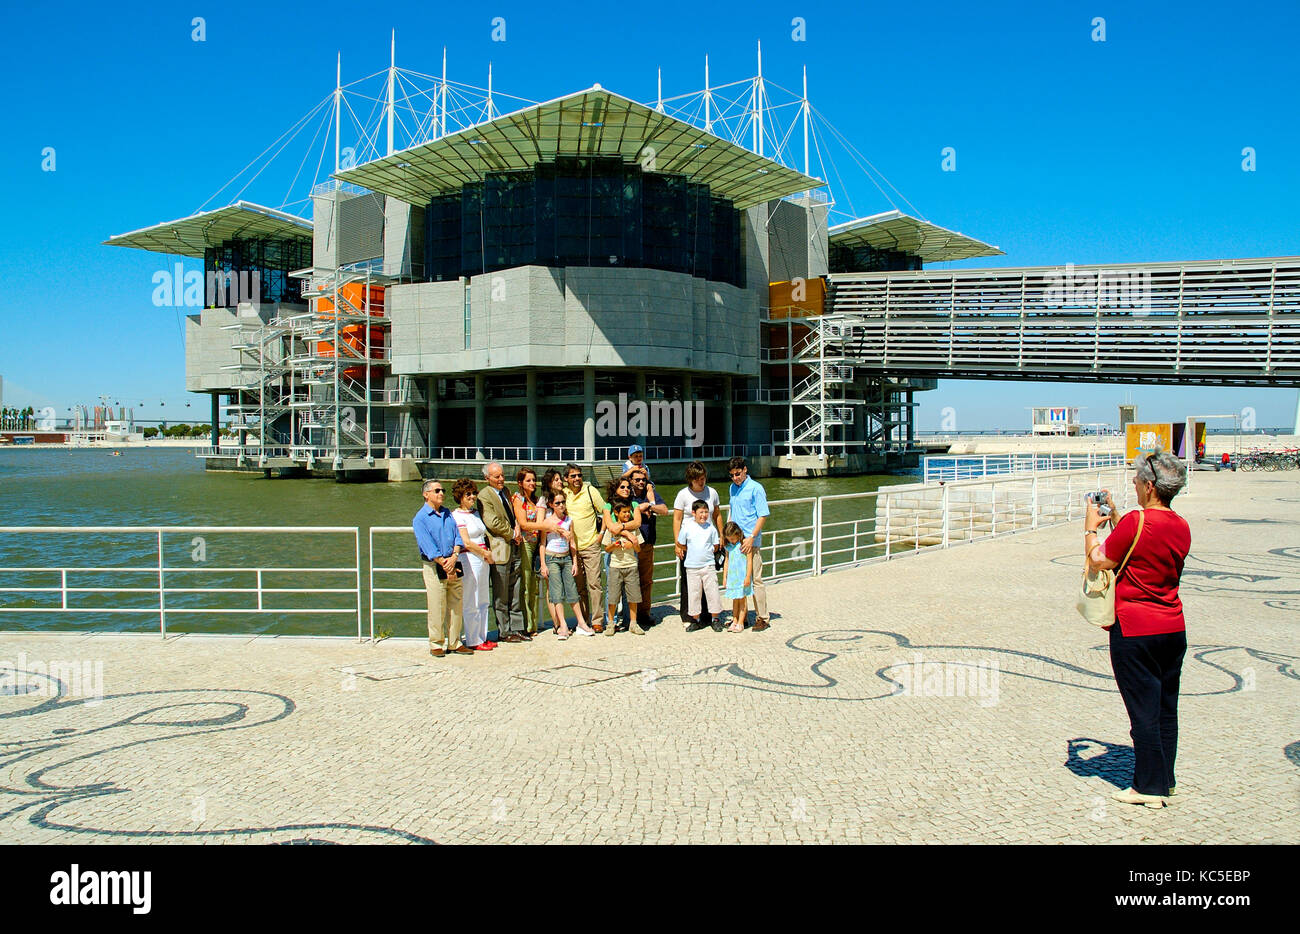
[316,283,385,316]
[768,277,826,319]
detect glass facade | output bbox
[424,157,743,287]
[203,237,311,307]
[828,242,922,274]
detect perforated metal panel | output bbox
[337,193,385,265]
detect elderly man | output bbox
[563,462,609,632]
[412,478,472,657]
[727,456,770,632]
[478,461,528,643]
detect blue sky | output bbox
[2,0,1297,430]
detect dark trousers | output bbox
[1108,624,1187,796]
[489,548,523,636]
[678,558,713,626]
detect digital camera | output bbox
[1085,491,1112,517]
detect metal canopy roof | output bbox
[104,201,312,258]
[829,210,1002,262]
[333,86,824,211]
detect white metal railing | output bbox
[425,444,774,463]
[923,452,1128,482]
[3,468,1136,641]
[0,527,361,639]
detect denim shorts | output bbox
[544,553,579,604]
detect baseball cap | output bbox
[628,444,644,455]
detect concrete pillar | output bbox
[474,373,486,458]
[681,374,693,448]
[426,376,438,456]
[906,389,916,447]
[633,372,647,447]
[210,393,221,448]
[583,367,596,461]
[723,375,734,449]
[526,370,538,453]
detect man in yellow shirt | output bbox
[563,463,608,632]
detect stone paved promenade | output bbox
[2,471,1296,844]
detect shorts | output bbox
[544,554,579,604]
[607,563,642,604]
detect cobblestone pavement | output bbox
[2,471,1296,844]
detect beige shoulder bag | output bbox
[1076,510,1144,629]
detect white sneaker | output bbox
[574,627,594,637]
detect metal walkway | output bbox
[776,256,1300,457]
[825,256,1300,385]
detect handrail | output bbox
[3,466,1134,641]
[0,526,362,640]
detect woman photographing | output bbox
[1085,451,1191,809]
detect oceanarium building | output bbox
[105,81,1006,479]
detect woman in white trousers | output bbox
[451,478,495,651]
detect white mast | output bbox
[752,40,763,156]
[333,53,341,173]
[386,31,395,156]
[703,56,712,132]
[656,68,663,113]
[802,65,809,178]
[487,62,494,120]
[440,47,447,138]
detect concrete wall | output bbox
[184,302,286,392]
[388,265,758,376]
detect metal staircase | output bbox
[216,262,424,467]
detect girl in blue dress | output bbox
[721,521,753,632]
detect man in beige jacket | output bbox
[478,462,528,643]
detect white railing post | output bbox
[61,568,67,609]
[941,483,950,548]
[368,527,375,642]
[355,528,363,643]
[812,498,822,575]
[884,497,892,560]
[1031,475,1039,529]
[256,569,264,611]
[991,488,997,537]
[157,529,166,638]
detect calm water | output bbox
[0,448,916,636]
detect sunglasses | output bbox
[430,487,444,493]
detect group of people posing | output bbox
[412,450,771,656]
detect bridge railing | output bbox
[825,256,1300,384]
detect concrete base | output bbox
[202,455,393,482]
[387,457,422,482]
[777,450,920,477]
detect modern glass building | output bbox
[105,85,1002,479]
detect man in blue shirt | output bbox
[413,478,472,657]
[727,456,770,632]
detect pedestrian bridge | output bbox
[822,256,1300,386]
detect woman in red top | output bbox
[1085,451,1190,809]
